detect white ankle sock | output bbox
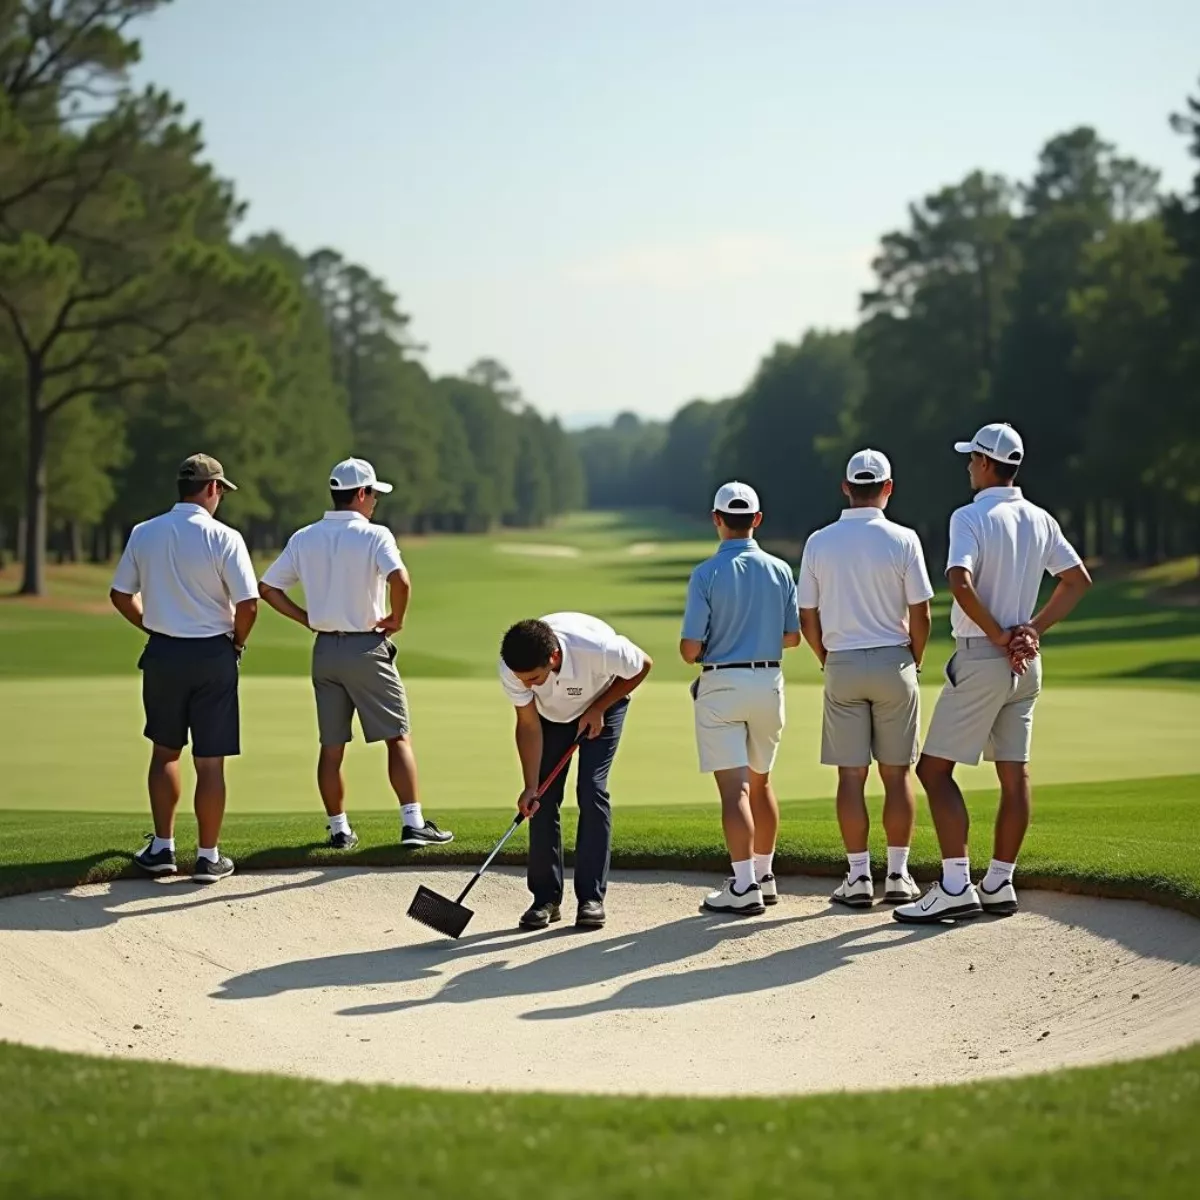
[753,851,774,880]
[847,851,871,881]
[329,813,351,837]
[982,859,1016,890]
[196,846,219,863]
[401,803,424,829]
[941,857,971,893]
[151,836,175,854]
[731,859,756,890]
[886,846,910,877]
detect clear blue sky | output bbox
[134,0,1200,426]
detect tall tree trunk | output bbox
[68,520,83,563]
[1121,498,1138,562]
[19,388,47,596]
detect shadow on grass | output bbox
[1114,660,1200,682]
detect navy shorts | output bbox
[138,633,241,758]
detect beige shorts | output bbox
[821,645,920,767]
[922,640,1043,766]
[692,667,785,774]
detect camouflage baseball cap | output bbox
[177,453,237,491]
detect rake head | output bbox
[407,884,474,939]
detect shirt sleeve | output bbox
[374,530,405,578]
[680,567,711,642]
[1046,518,1083,577]
[797,538,820,609]
[499,660,535,707]
[601,633,646,679]
[946,508,980,576]
[783,566,801,633]
[904,535,935,604]
[221,533,259,604]
[261,537,300,591]
[110,529,141,595]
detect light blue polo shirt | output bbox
[681,538,800,664]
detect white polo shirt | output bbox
[499,612,646,724]
[261,512,405,633]
[946,487,1082,638]
[111,503,258,638]
[798,508,934,652]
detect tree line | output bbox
[575,91,1200,565]
[0,1,584,595]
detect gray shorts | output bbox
[822,645,920,767]
[922,639,1043,765]
[312,632,410,746]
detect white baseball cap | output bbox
[954,422,1024,466]
[329,457,394,494]
[713,480,760,514]
[846,448,892,484]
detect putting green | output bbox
[4,677,1197,813]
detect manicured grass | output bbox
[3,775,1197,910]
[2,513,1198,686]
[4,676,1199,812]
[1,1039,1197,1200]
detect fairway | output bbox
[4,676,1199,812]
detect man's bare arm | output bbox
[258,583,309,630]
[377,568,411,634]
[232,599,258,648]
[908,600,931,667]
[679,638,705,664]
[110,589,145,632]
[799,608,826,666]
[946,567,1007,646]
[1030,564,1092,639]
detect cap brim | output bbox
[218,477,238,491]
[372,480,394,494]
[953,441,975,455]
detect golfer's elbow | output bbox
[783,631,802,649]
[679,639,702,664]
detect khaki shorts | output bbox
[692,667,785,775]
[821,645,920,767]
[312,632,410,746]
[922,640,1043,766]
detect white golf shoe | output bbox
[759,874,778,906]
[882,872,921,904]
[702,878,766,916]
[979,878,1019,916]
[831,873,875,908]
[893,880,983,924]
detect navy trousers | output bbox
[528,697,629,906]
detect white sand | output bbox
[1,868,1197,1096]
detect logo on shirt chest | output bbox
[565,686,584,696]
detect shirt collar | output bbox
[839,507,883,521]
[717,538,755,553]
[172,503,210,517]
[322,510,367,522]
[973,486,1023,504]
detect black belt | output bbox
[701,660,781,671]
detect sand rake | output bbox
[407,734,585,939]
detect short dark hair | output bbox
[501,619,559,672]
[974,453,1020,483]
[847,481,887,504]
[330,485,373,508]
[178,480,209,502]
[719,511,757,534]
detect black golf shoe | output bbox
[576,900,606,929]
[401,820,455,848]
[519,902,561,930]
[133,835,177,876]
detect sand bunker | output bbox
[2,868,1197,1096]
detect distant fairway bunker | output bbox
[2,868,1198,1097]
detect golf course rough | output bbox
[2,868,1198,1096]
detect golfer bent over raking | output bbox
[499,613,652,931]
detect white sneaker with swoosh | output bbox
[893,880,983,923]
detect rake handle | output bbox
[453,733,585,906]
